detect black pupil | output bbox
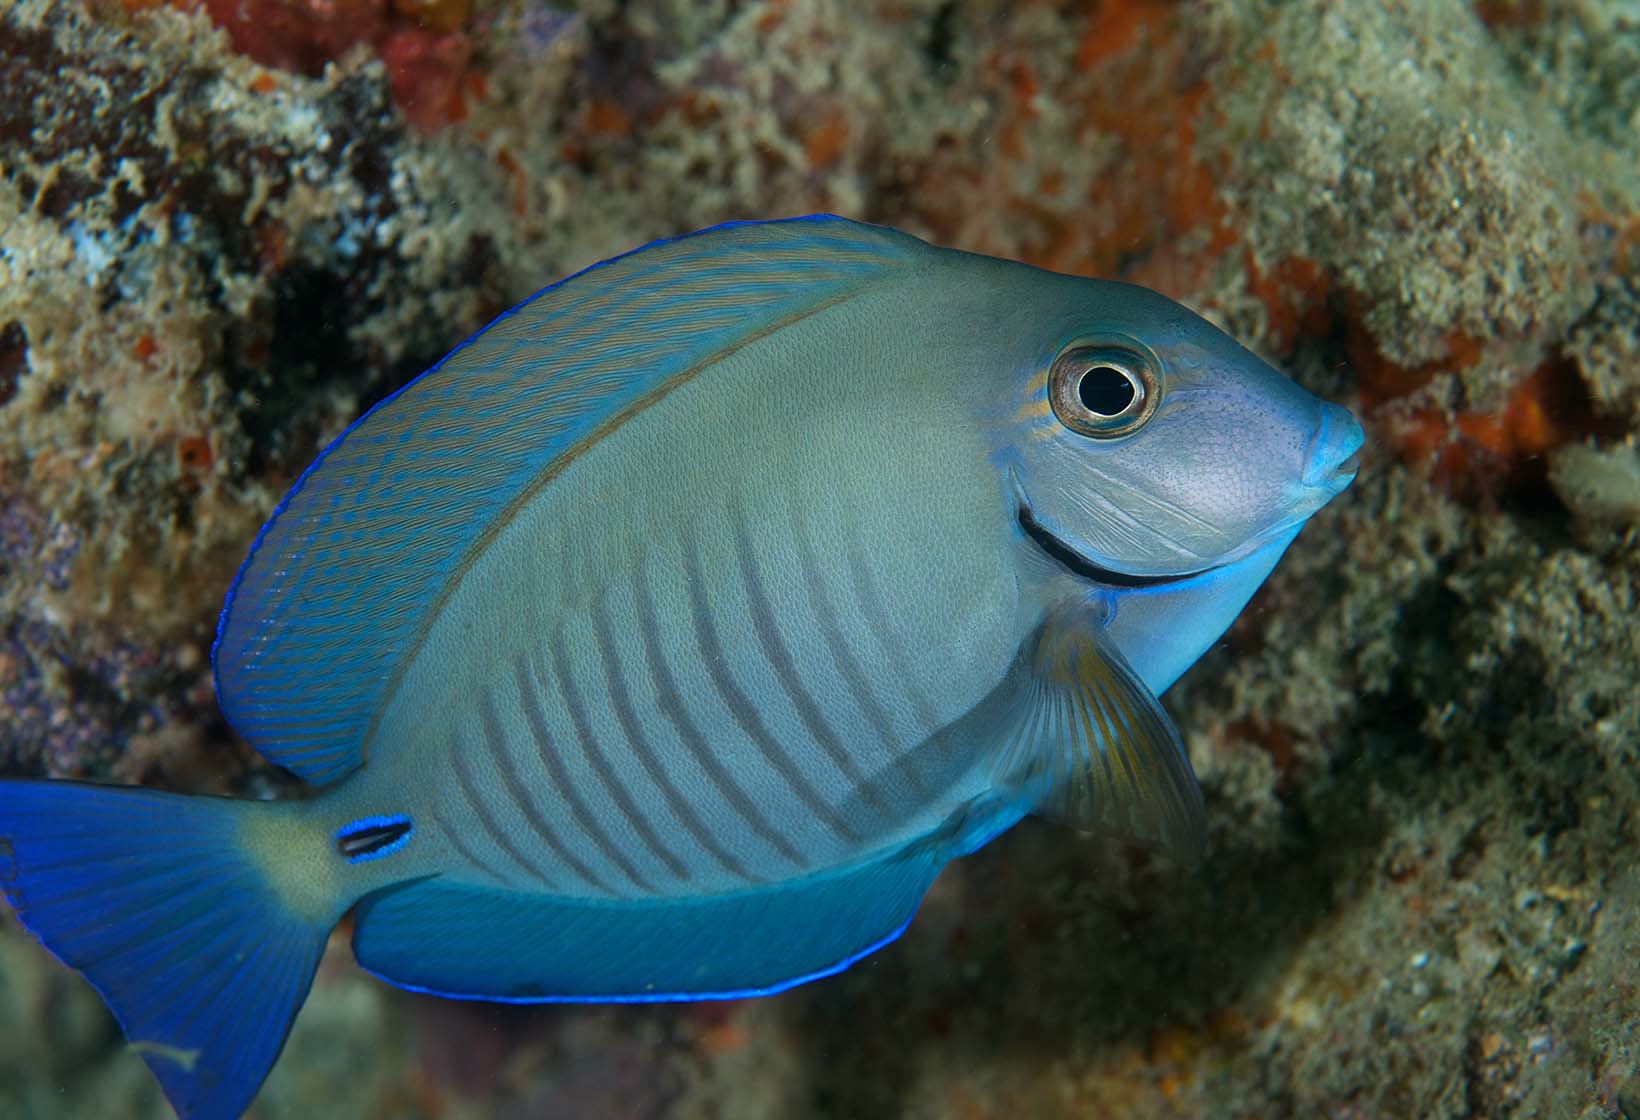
[1078,365,1136,416]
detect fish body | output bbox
[0,217,1361,1119]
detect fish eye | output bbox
[1048,342,1161,439]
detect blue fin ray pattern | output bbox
[0,781,334,1120]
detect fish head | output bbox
[979,273,1364,693]
[995,277,1363,583]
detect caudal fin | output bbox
[0,780,334,1120]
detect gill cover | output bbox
[1000,280,1339,578]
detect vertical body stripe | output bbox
[448,734,562,889]
[793,517,924,796]
[633,559,806,868]
[843,534,942,731]
[682,532,858,842]
[588,594,751,882]
[729,516,883,810]
[515,654,649,893]
[480,687,614,895]
[431,808,511,883]
[547,631,688,884]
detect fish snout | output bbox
[1300,401,1365,495]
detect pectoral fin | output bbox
[995,601,1207,862]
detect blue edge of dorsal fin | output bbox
[211,214,922,787]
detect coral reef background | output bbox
[1,0,1636,1116]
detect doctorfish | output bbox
[0,217,1362,1119]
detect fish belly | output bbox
[370,301,1026,902]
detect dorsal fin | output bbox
[213,216,922,784]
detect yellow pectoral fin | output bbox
[997,600,1207,862]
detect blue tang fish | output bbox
[0,217,1361,1119]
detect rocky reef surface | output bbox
[0,0,1635,1116]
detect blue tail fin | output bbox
[0,780,333,1120]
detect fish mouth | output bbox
[1307,451,1359,497]
[1301,402,1366,493]
[1016,505,1216,589]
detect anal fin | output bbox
[351,843,943,1002]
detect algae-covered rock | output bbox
[1,0,1637,1117]
[1552,439,1640,526]
[0,0,523,787]
[1209,0,1607,373]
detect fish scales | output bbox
[0,217,1363,1120]
[399,297,1024,894]
[217,221,914,782]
